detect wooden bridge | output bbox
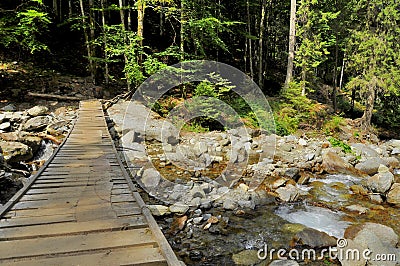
[0,101,181,266]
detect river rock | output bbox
[23,116,50,131]
[0,122,11,131]
[223,198,237,210]
[0,132,18,142]
[322,151,365,177]
[27,106,49,117]
[392,148,400,155]
[294,227,337,248]
[355,158,386,175]
[351,143,379,158]
[341,223,399,266]
[0,141,33,163]
[232,250,261,266]
[169,203,189,214]
[284,168,300,180]
[275,184,299,202]
[140,168,161,188]
[365,165,394,194]
[269,260,299,266]
[298,138,307,146]
[2,104,16,112]
[369,194,383,204]
[387,183,400,205]
[345,204,369,214]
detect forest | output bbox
[0,0,399,136]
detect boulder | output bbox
[284,167,300,180]
[232,250,261,266]
[2,104,16,112]
[275,184,299,202]
[294,228,337,248]
[140,168,161,188]
[269,260,299,266]
[27,106,49,117]
[322,151,366,177]
[355,158,386,175]
[351,143,379,158]
[387,183,400,205]
[23,116,50,131]
[169,203,189,214]
[147,205,170,216]
[341,223,399,266]
[0,141,33,163]
[20,136,42,154]
[366,165,394,194]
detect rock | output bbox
[305,153,315,161]
[351,143,379,158]
[275,184,299,202]
[207,216,219,224]
[392,148,400,155]
[298,138,307,146]
[0,141,33,163]
[20,136,42,154]
[169,203,189,214]
[297,175,310,185]
[189,250,203,261]
[147,205,170,216]
[0,132,18,142]
[284,168,300,180]
[369,194,383,204]
[350,185,369,196]
[238,183,249,192]
[0,122,11,131]
[232,250,261,266]
[269,260,299,266]
[294,228,337,248]
[355,158,385,175]
[193,217,203,224]
[2,104,16,111]
[342,223,399,266]
[322,151,366,177]
[164,143,173,152]
[23,116,50,131]
[272,178,288,189]
[140,168,161,188]
[0,114,5,123]
[27,106,49,117]
[223,198,237,210]
[387,183,400,205]
[345,204,369,214]
[47,120,70,136]
[280,143,293,152]
[366,165,394,194]
[238,200,255,209]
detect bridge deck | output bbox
[0,101,180,266]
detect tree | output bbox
[345,0,400,130]
[284,0,296,89]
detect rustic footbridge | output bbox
[0,101,181,265]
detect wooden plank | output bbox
[0,214,76,229]
[4,207,76,219]
[0,217,147,240]
[111,194,136,203]
[12,196,113,210]
[0,229,158,260]
[2,246,167,266]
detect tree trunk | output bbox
[89,0,96,84]
[79,0,95,82]
[101,0,109,85]
[361,83,375,130]
[258,0,266,88]
[127,0,132,30]
[284,0,296,89]
[68,0,73,18]
[333,34,339,113]
[118,0,131,91]
[53,0,58,20]
[119,0,126,29]
[246,0,253,78]
[180,0,185,60]
[137,0,145,47]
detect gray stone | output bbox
[2,104,16,112]
[169,203,189,214]
[391,148,400,155]
[366,165,394,194]
[276,184,299,202]
[322,151,365,177]
[20,136,42,154]
[23,116,50,131]
[0,114,5,123]
[369,194,383,204]
[342,223,399,266]
[141,168,161,188]
[355,158,386,175]
[238,200,255,209]
[298,138,307,146]
[269,260,299,266]
[295,228,337,248]
[200,199,212,209]
[280,143,293,152]
[351,143,379,158]
[0,122,11,131]
[27,106,49,117]
[164,143,173,152]
[223,198,237,210]
[284,168,300,180]
[305,153,315,161]
[193,217,203,224]
[0,141,33,163]
[147,205,170,216]
[345,204,369,214]
[217,186,229,194]
[387,183,400,205]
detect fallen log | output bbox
[27,92,86,101]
